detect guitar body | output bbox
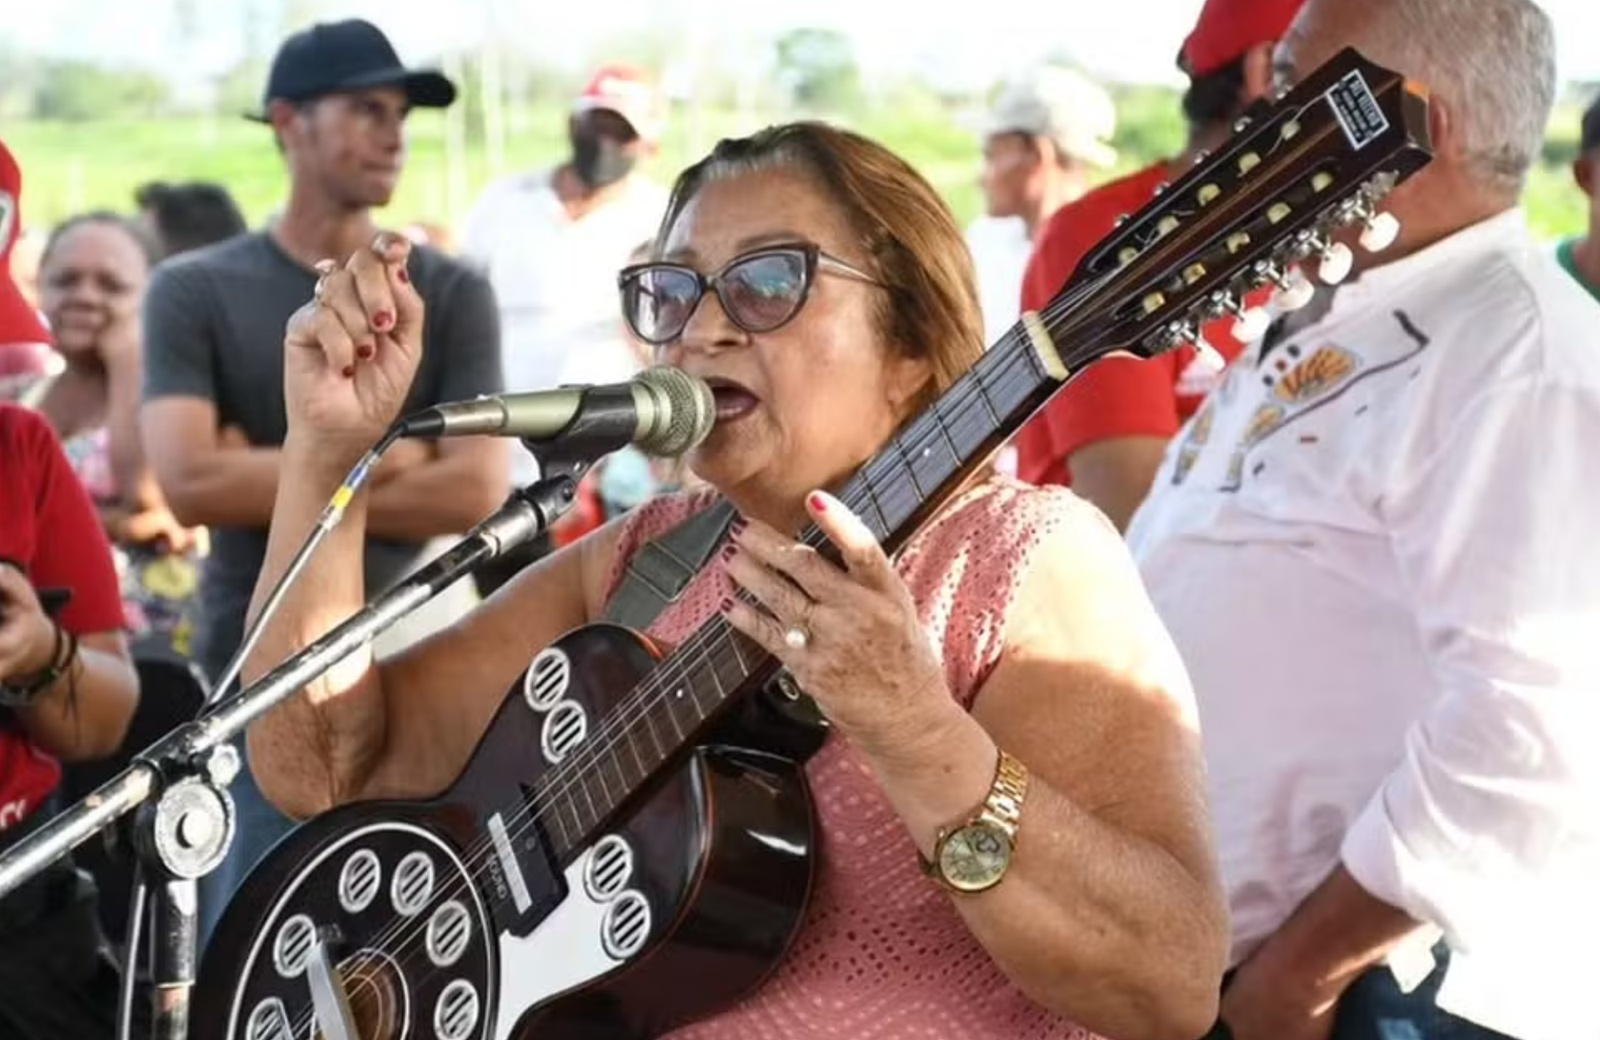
[193,623,823,1040]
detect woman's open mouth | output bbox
[704,376,761,423]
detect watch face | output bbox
[937,822,1012,892]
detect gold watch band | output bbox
[918,748,1030,877]
[979,749,1029,833]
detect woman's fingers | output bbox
[314,266,373,370]
[307,298,359,377]
[349,231,420,341]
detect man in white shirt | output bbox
[459,64,669,593]
[1125,2,1600,1039]
[966,66,1117,348]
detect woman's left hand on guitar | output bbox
[720,489,955,755]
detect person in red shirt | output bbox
[0,141,53,403]
[1014,0,1308,529]
[0,359,142,1032]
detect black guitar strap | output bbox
[599,497,832,764]
[599,498,739,629]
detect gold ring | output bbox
[783,625,809,651]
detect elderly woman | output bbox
[245,122,1227,1039]
[35,212,202,659]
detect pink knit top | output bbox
[601,475,1103,1040]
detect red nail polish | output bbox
[341,364,355,378]
[719,597,733,612]
[807,492,828,513]
[372,310,393,330]
[720,544,737,560]
[396,267,410,284]
[356,343,374,360]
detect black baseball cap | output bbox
[246,19,456,122]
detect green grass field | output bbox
[5,95,1588,247]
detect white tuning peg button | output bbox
[1191,335,1226,374]
[1272,270,1317,312]
[1318,242,1354,285]
[1232,306,1273,343]
[1359,211,1400,252]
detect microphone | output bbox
[396,365,716,457]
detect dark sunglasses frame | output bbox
[617,243,883,346]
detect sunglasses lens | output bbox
[624,267,701,343]
[722,251,809,332]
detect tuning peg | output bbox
[1157,321,1227,373]
[1359,211,1401,252]
[1232,306,1273,343]
[1271,268,1317,311]
[1190,333,1227,374]
[1318,242,1354,284]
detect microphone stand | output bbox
[0,459,587,1040]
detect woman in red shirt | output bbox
[0,401,143,1039]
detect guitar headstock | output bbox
[1039,46,1433,373]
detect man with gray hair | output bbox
[1124,1,1600,1038]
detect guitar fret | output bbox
[857,480,890,541]
[894,435,925,498]
[624,723,650,789]
[554,796,579,852]
[576,770,600,832]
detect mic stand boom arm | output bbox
[0,464,584,1040]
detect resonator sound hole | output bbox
[524,648,570,712]
[601,890,652,960]
[246,998,289,1040]
[391,851,436,917]
[338,848,382,914]
[272,914,315,979]
[426,900,473,968]
[541,701,587,763]
[435,979,481,1040]
[584,835,633,901]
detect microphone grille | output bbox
[636,366,715,456]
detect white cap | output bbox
[982,67,1118,169]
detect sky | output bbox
[10,0,1600,91]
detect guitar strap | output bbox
[599,498,739,629]
[599,497,832,764]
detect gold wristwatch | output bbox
[919,749,1029,893]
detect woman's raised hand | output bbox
[283,231,423,458]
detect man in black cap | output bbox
[1559,94,1600,303]
[139,18,508,949]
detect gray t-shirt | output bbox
[142,231,503,681]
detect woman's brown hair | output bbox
[656,121,985,409]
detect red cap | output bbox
[1179,0,1308,77]
[573,63,664,144]
[0,139,51,349]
